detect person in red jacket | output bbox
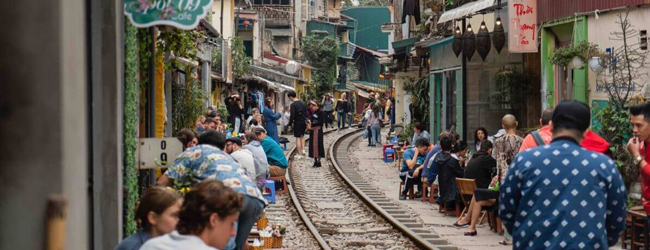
[519,108,611,154]
[628,103,650,228]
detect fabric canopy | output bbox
[437,0,495,24]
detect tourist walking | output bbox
[347,97,355,128]
[115,187,182,250]
[321,94,334,129]
[282,106,291,134]
[500,101,627,249]
[263,98,282,143]
[308,101,326,167]
[367,105,383,146]
[518,108,554,152]
[288,91,309,156]
[493,114,523,245]
[336,93,349,129]
[226,94,244,133]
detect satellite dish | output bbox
[285,60,300,75]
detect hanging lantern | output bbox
[243,19,250,26]
[493,17,506,53]
[452,25,463,57]
[476,21,491,61]
[463,24,476,61]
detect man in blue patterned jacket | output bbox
[157,130,266,250]
[500,100,627,250]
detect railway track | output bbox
[284,128,458,250]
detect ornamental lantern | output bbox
[463,24,476,61]
[493,17,505,54]
[452,25,463,57]
[476,21,491,61]
[243,20,250,26]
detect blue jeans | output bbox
[370,124,381,146]
[348,113,353,127]
[225,195,265,250]
[338,111,346,129]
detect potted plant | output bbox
[549,41,600,69]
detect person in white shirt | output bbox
[140,179,242,250]
[225,137,257,179]
[242,132,270,180]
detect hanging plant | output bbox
[549,41,600,67]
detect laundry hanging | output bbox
[401,0,421,25]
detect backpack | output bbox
[531,131,546,146]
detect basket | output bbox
[262,237,273,249]
[256,217,268,230]
[250,246,263,250]
[272,236,283,248]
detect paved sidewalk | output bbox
[347,129,625,250]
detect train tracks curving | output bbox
[283,128,458,250]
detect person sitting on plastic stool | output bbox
[399,138,430,200]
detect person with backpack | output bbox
[519,108,554,152]
[519,108,611,154]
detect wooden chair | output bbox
[455,178,478,219]
[422,182,438,204]
[628,211,650,250]
[399,181,415,200]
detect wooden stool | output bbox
[399,181,415,199]
[629,210,649,250]
[421,183,438,204]
[269,176,288,194]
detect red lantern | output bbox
[243,20,250,26]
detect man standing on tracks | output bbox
[288,91,309,157]
[399,138,430,200]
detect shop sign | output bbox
[125,0,213,30]
[138,138,183,169]
[508,0,538,53]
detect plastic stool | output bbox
[384,148,395,163]
[263,180,276,204]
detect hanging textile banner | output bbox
[508,0,538,53]
[125,0,213,30]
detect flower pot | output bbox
[588,56,603,72]
[570,56,584,69]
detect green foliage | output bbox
[593,102,636,189]
[347,61,359,80]
[123,20,139,236]
[403,76,429,124]
[137,28,152,108]
[398,122,415,143]
[491,67,537,114]
[212,40,223,72]
[302,35,340,100]
[230,37,251,78]
[172,69,206,135]
[549,41,600,67]
[216,102,229,124]
[157,28,206,69]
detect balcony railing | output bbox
[252,5,293,20]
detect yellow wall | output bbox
[155,52,165,138]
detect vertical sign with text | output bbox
[508,0,538,53]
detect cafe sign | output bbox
[125,0,213,30]
[508,0,538,53]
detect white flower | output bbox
[189,149,202,160]
[196,161,211,176]
[216,164,233,171]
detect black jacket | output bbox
[436,152,463,203]
[464,151,496,189]
[401,0,421,24]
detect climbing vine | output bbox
[172,67,206,134]
[123,20,139,236]
[301,35,340,100]
[231,37,251,78]
[157,27,206,69]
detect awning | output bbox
[437,0,495,24]
[357,88,371,99]
[355,45,388,58]
[252,76,295,92]
[268,28,292,37]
